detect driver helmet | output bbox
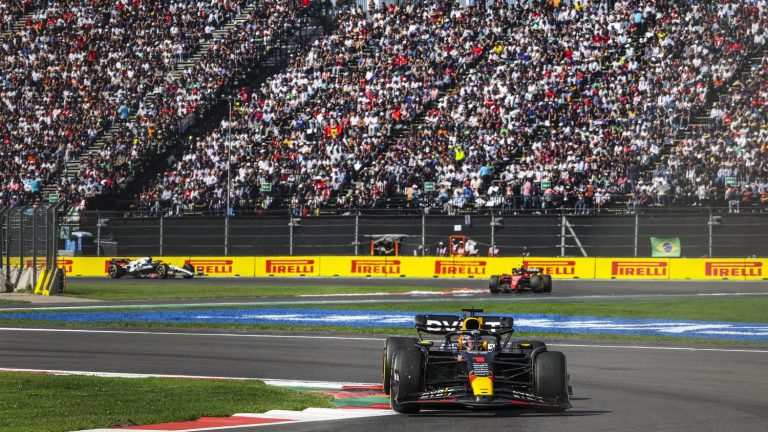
[462,333,476,350]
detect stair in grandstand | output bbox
[41,1,262,199]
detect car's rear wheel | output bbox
[533,351,569,411]
[182,263,194,279]
[390,346,423,414]
[543,274,553,293]
[382,337,419,395]
[489,275,500,294]
[157,264,170,279]
[531,274,543,293]
[107,264,123,279]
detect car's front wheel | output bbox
[390,346,423,414]
[382,337,419,395]
[182,263,194,279]
[157,264,170,279]
[533,351,569,411]
[108,264,123,279]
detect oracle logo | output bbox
[611,261,667,277]
[523,260,576,275]
[351,260,401,275]
[186,259,233,274]
[266,259,315,274]
[434,260,487,276]
[705,261,762,277]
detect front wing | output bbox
[397,386,569,411]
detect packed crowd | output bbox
[0,1,34,32]
[134,0,491,214]
[652,54,768,212]
[58,0,305,207]
[0,0,251,207]
[132,0,768,215]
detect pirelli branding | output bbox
[434,260,487,276]
[611,261,667,277]
[523,260,576,276]
[25,259,73,273]
[186,259,234,275]
[266,259,315,275]
[351,259,401,275]
[705,261,762,278]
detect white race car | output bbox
[107,257,196,279]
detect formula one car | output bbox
[382,308,570,414]
[489,267,552,294]
[107,257,196,279]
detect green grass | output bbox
[0,299,26,304]
[64,282,452,300]
[0,373,332,432]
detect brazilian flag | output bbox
[651,237,681,257]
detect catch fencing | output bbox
[65,208,768,259]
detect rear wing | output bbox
[414,314,514,335]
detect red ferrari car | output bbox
[489,267,552,294]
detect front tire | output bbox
[390,347,423,414]
[489,275,500,293]
[531,274,544,293]
[543,274,553,293]
[382,337,419,395]
[534,351,569,411]
[157,264,170,279]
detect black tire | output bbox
[531,274,543,293]
[390,346,423,414]
[182,263,195,279]
[489,275,500,293]
[157,264,170,279]
[107,264,123,279]
[382,337,419,395]
[533,351,569,411]
[543,274,553,293]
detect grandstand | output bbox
[1,0,766,215]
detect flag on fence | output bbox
[651,237,681,257]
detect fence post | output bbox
[421,209,426,256]
[634,211,639,258]
[32,207,37,290]
[289,212,294,256]
[708,209,713,258]
[159,215,164,256]
[560,211,566,257]
[224,212,229,256]
[354,211,359,256]
[490,210,495,249]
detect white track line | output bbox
[1,326,767,353]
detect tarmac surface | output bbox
[1,277,767,431]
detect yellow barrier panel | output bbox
[319,256,404,277]
[520,257,595,279]
[595,258,670,279]
[34,268,48,295]
[183,257,254,277]
[669,258,766,280]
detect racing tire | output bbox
[107,264,124,279]
[533,351,569,412]
[182,263,195,279]
[531,274,543,293]
[382,337,419,395]
[390,346,423,414]
[489,275,500,294]
[157,264,170,279]
[543,275,553,293]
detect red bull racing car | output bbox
[489,267,552,294]
[382,308,570,414]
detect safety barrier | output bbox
[59,256,768,280]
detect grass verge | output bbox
[64,282,454,300]
[0,372,332,432]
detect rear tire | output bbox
[182,263,194,279]
[107,264,123,279]
[489,275,500,293]
[382,337,419,395]
[157,264,170,279]
[534,351,569,411]
[390,347,423,414]
[531,274,543,293]
[543,275,552,293]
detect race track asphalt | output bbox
[0,327,766,432]
[1,278,767,432]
